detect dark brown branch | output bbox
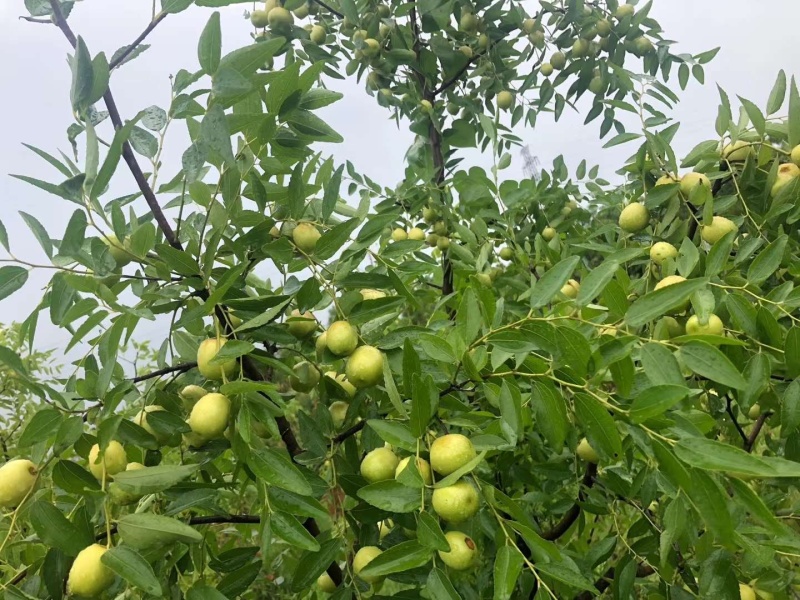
[333,420,365,443]
[48,0,181,250]
[541,462,598,541]
[131,362,195,383]
[745,410,772,453]
[109,12,168,70]
[574,563,655,600]
[310,0,343,18]
[241,356,343,586]
[725,395,748,446]
[432,54,481,96]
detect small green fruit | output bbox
[310,24,326,44]
[408,227,426,241]
[267,6,293,28]
[103,234,132,267]
[325,371,357,398]
[362,38,381,57]
[133,405,172,444]
[654,275,686,291]
[458,45,473,58]
[618,202,649,233]
[540,62,554,76]
[197,338,238,381]
[522,18,537,33]
[292,222,321,253]
[287,309,317,338]
[345,345,384,388]
[576,438,599,463]
[430,433,477,475]
[771,162,800,197]
[0,459,37,508]
[615,4,634,18]
[572,38,590,57]
[438,531,477,570]
[739,583,756,600]
[317,571,337,593]
[700,216,737,244]
[391,227,408,241]
[685,314,724,336]
[328,401,349,428]
[179,385,207,410]
[550,51,567,70]
[588,76,604,94]
[496,90,513,110]
[499,247,514,260]
[650,242,678,265]
[353,546,384,583]
[632,36,653,55]
[420,99,433,113]
[596,18,611,36]
[542,226,557,240]
[290,361,321,392]
[360,289,386,301]
[722,140,753,162]
[250,9,270,27]
[680,172,711,197]
[361,447,399,482]
[437,236,450,250]
[460,12,479,32]
[432,480,480,523]
[790,145,800,166]
[88,441,127,480]
[560,279,580,299]
[748,404,762,420]
[325,321,359,356]
[67,544,115,598]
[395,456,433,484]
[476,272,492,286]
[187,393,230,440]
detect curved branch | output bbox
[333,420,365,443]
[109,12,168,70]
[432,55,480,96]
[48,0,181,249]
[541,462,598,541]
[746,410,773,453]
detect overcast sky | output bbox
[2,0,799,358]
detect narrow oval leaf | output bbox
[101,545,162,596]
[678,341,747,389]
[358,540,432,578]
[117,514,203,549]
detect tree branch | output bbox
[432,54,480,96]
[745,410,772,453]
[131,362,195,383]
[725,395,748,446]
[333,420,365,443]
[109,12,168,70]
[310,0,343,18]
[541,462,598,541]
[241,356,343,586]
[48,0,181,250]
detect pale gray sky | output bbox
[1,0,799,356]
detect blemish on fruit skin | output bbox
[465,537,476,550]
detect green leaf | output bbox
[30,502,91,556]
[70,37,94,113]
[783,379,800,437]
[747,235,787,284]
[382,354,408,418]
[640,342,684,386]
[629,385,691,423]
[433,451,487,488]
[235,297,291,333]
[416,512,449,551]
[0,267,29,302]
[113,464,198,494]
[248,448,312,496]
[271,511,320,551]
[767,70,787,114]
[410,373,437,438]
[786,327,800,379]
[18,409,62,447]
[535,561,596,591]
[531,381,568,450]
[219,38,284,78]
[573,393,622,461]
[358,541,432,578]
[367,420,416,452]
[286,110,343,143]
[427,568,462,600]
[162,0,194,13]
[685,470,733,542]
[117,514,203,548]
[530,256,580,309]
[738,97,766,136]
[357,480,422,512]
[575,260,618,306]
[155,244,201,276]
[676,436,800,478]
[209,339,253,363]
[198,12,221,75]
[678,341,747,389]
[101,545,162,596]
[493,545,524,600]
[789,76,800,147]
[20,212,53,257]
[625,278,708,327]
[290,539,341,592]
[186,584,228,600]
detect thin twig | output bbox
[310,0,343,18]
[131,362,195,383]
[433,54,481,96]
[18,16,51,24]
[745,410,773,453]
[725,395,748,446]
[574,563,655,600]
[333,420,365,443]
[109,12,168,70]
